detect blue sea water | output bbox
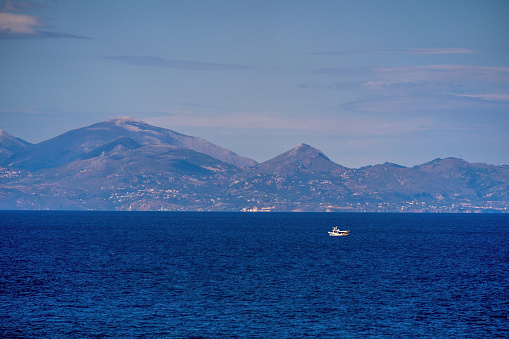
[0,212,508,338]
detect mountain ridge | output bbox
[5,117,256,171]
[1,118,508,212]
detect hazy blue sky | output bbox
[1,0,508,167]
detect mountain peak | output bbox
[289,143,329,160]
[416,157,467,169]
[292,143,311,151]
[105,116,148,131]
[245,143,341,177]
[0,130,29,146]
[0,129,13,139]
[106,116,142,124]
[7,117,256,170]
[0,130,31,162]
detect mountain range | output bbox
[1,117,508,212]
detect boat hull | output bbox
[328,232,349,236]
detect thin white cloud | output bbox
[406,48,476,55]
[370,65,509,101]
[340,95,487,114]
[454,94,509,101]
[374,65,509,83]
[317,64,509,114]
[313,48,476,56]
[315,64,509,84]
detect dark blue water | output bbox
[1,212,508,338]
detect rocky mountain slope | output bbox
[0,130,31,163]
[1,118,508,212]
[5,117,256,171]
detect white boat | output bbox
[328,226,350,236]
